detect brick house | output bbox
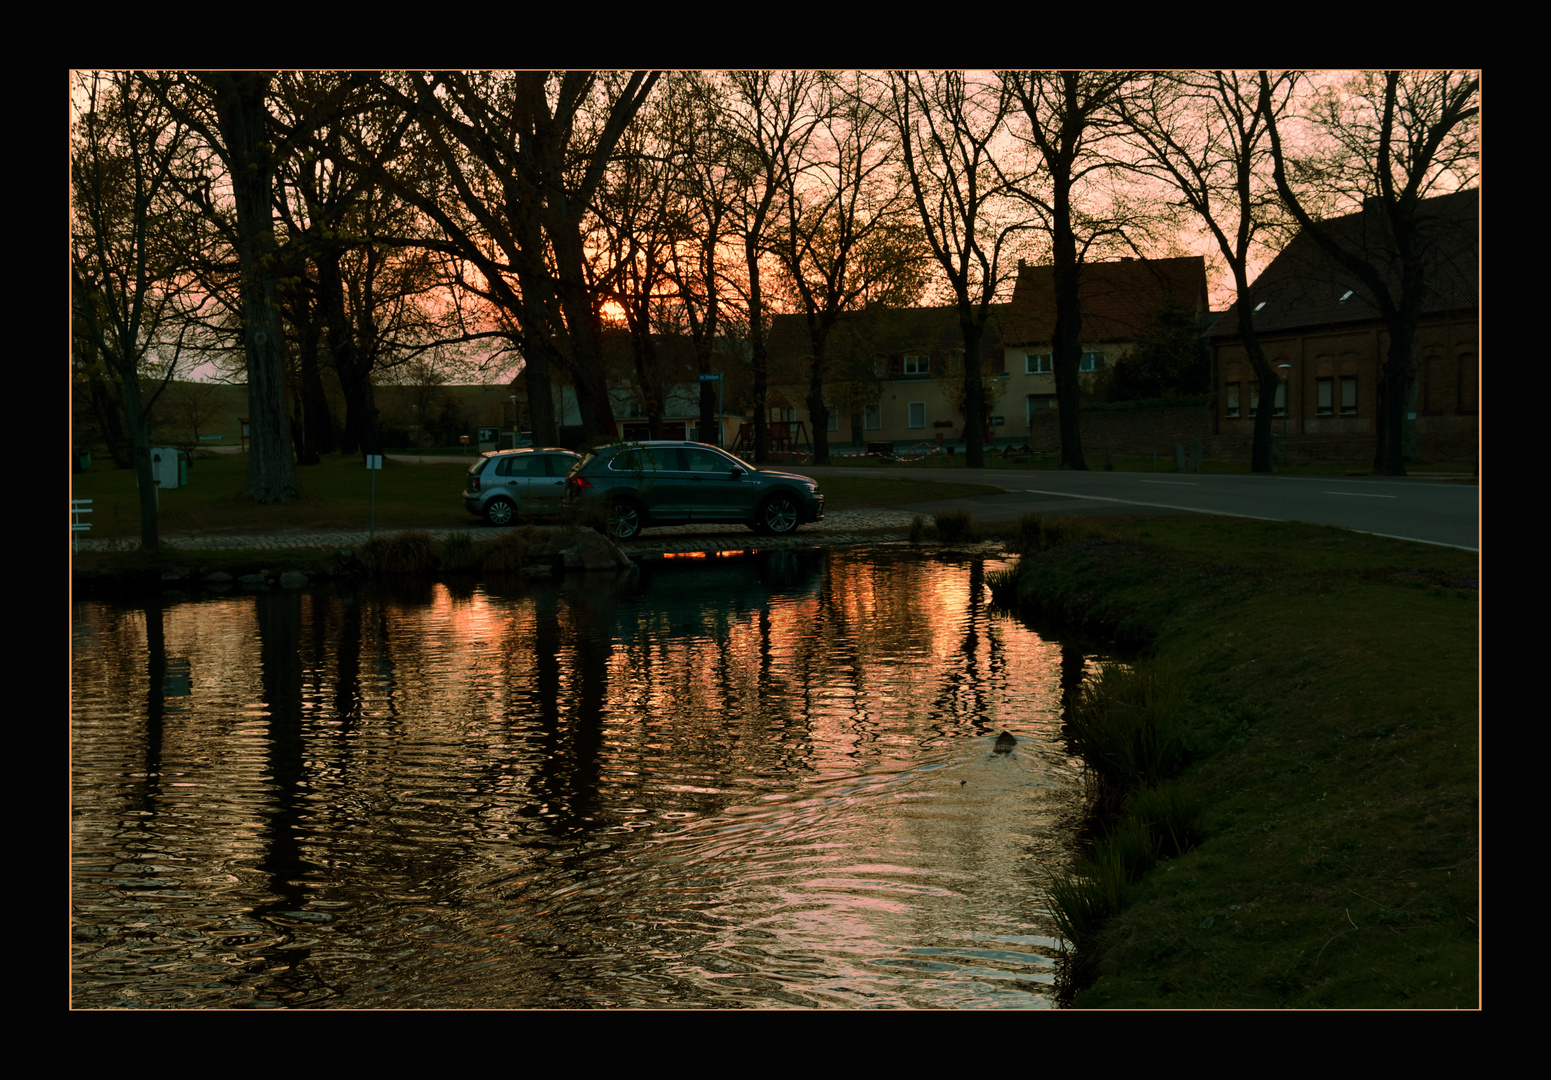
[766,305,1009,450]
[1208,188,1478,464]
[1001,255,1211,447]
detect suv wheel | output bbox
[484,497,517,526]
[758,494,801,536]
[605,499,644,541]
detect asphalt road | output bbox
[798,465,1480,551]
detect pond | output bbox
[71,547,1100,1009]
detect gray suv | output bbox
[463,448,581,525]
[564,441,824,541]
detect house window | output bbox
[1026,353,1052,374]
[1274,382,1287,418]
[903,354,930,376]
[1026,394,1056,425]
[1458,354,1477,414]
[1340,377,1357,417]
[828,411,840,432]
[907,402,926,429]
[1080,351,1101,373]
[864,403,881,430]
[1316,377,1333,416]
[1226,382,1240,418]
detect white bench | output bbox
[72,499,92,550]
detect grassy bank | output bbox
[995,515,1478,1008]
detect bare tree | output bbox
[353,71,659,447]
[885,70,1033,468]
[1000,70,1147,470]
[166,72,301,503]
[1119,70,1298,473]
[721,71,826,463]
[657,72,742,446]
[1262,69,1479,475]
[771,72,927,464]
[71,71,200,550]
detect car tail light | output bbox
[568,476,593,491]
[469,477,481,492]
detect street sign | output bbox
[698,373,722,382]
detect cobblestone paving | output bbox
[74,509,925,557]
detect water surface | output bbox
[72,548,1096,1008]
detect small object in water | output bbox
[994,731,1017,753]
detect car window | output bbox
[610,447,678,473]
[496,455,545,477]
[683,447,735,473]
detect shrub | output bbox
[481,527,535,572]
[934,510,977,543]
[440,532,479,573]
[359,530,438,575]
[908,515,927,544]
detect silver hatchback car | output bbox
[462,448,581,526]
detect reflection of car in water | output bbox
[616,549,827,633]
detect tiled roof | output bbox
[597,327,704,374]
[1004,255,1209,345]
[1210,187,1478,338]
[769,304,1009,360]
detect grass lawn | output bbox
[996,515,1478,1008]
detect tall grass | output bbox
[480,528,535,572]
[1044,662,1200,956]
[358,530,438,575]
[1046,783,1205,951]
[439,531,480,573]
[933,510,977,542]
[1069,662,1189,798]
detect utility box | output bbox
[150,448,184,488]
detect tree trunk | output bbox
[807,366,830,466]
[1375,322,1413,476]
[1237,301,1279,474]
[120,368,161,553]
[747,245,770,464]
[1051,258,1087,470]
[959,310,986,468]
[208,73,299,503]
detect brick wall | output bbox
[1012,402,1475,465]
[1022,404,1213,453]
